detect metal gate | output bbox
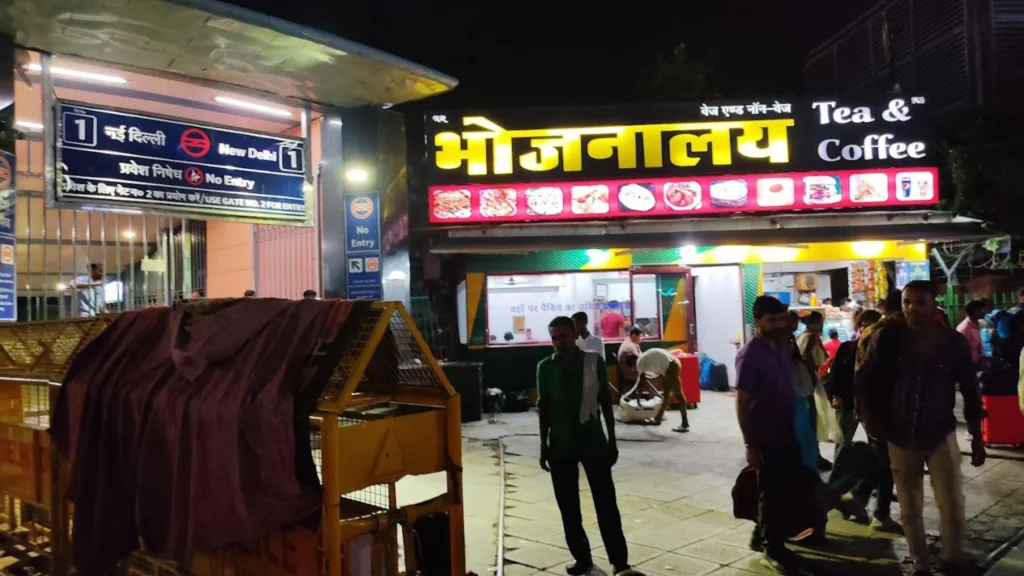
[16,184,207,321]
[14,134,207,322]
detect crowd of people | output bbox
[739,281,988,575]
[531,281,1009,576]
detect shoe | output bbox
[760,548,802,574]
[837,493,869,523]
[817,455,833,471]
[870,516,904,534]
[566,561,594,576]
[614,566,643,576]
[750,529,764,552]
[942,559,981,576]
[672,425,690,433]
[802,531,828,547]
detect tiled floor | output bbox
[459,392,1024,576]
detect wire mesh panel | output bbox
[324,307,384,399]
[0,317,111,378]
[339,484,391,520]
[383,308,446,390]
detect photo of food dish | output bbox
[479,188,517,217]
[525,187,564,216]
[618,183,656,212]
[571,185,610,215]
[432,189,472,219]
[895,171,935,201]
[803,176,842,205]
[850,174,888,203]
[709,180,749,209]
[756,178,795,208]
[664,182,701,210]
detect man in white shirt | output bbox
[72,262,106,317]
[637,348,690,432]
[572,312,605,356]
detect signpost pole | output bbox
[41,54,54,319]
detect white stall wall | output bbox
[485,272,658,343]
[692,265,744,387]
[762,261,851,305]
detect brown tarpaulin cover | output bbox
[50,298,370,574]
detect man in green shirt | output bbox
[538,316,631,575]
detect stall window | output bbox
[485,271,664,345]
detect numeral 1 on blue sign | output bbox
[62,112,98,147]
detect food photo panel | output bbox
[617,183,657,213]
[849,173,888,204]
[525,187,564,217]
[756,178,795,208]
[663,181,702,211]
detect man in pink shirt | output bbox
[957,300,986,368]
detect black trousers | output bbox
[549,457,629,569]
[853,437,895,520]
[755,445,804,551]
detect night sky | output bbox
[227,0,877,109]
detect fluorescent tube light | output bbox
[214,96,293,118]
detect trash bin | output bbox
[440,361,484,423]
[982,395,1024,446]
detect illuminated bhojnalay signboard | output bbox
[424,97,939,224]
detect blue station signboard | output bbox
[345,192,383,300]
[0,151,15,322]
[56,101,309,223]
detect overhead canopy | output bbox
[0,0,458,108]
[430,211,991,254]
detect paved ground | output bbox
[460,391,1024,576]
[986,538,1024,576]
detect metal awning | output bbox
[429,212,991,254]
[0,0,458,107]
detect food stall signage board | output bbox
[425,96,933,187]
[346,192,383,300]
[56,101,309,223]
[429,166,938,224]
[0,151,15,322]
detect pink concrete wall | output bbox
[253,117,322,299]
[206,221,254,298]
[254,224,318,298]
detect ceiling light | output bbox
[679,245,698,263]
[15,121,43,131]
[214,96,292,118]
[56,282,67,291]
[25,64,128,85]
[387,270,407,281]
[345,168,369,183]
[585,249,611,267]
[123,230,136,239]
[851,241,886,258]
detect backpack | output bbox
[824,340,857,403]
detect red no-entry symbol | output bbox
[181,128,211,158]
[184,167,204,186]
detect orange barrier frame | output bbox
[0,303,465,576]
